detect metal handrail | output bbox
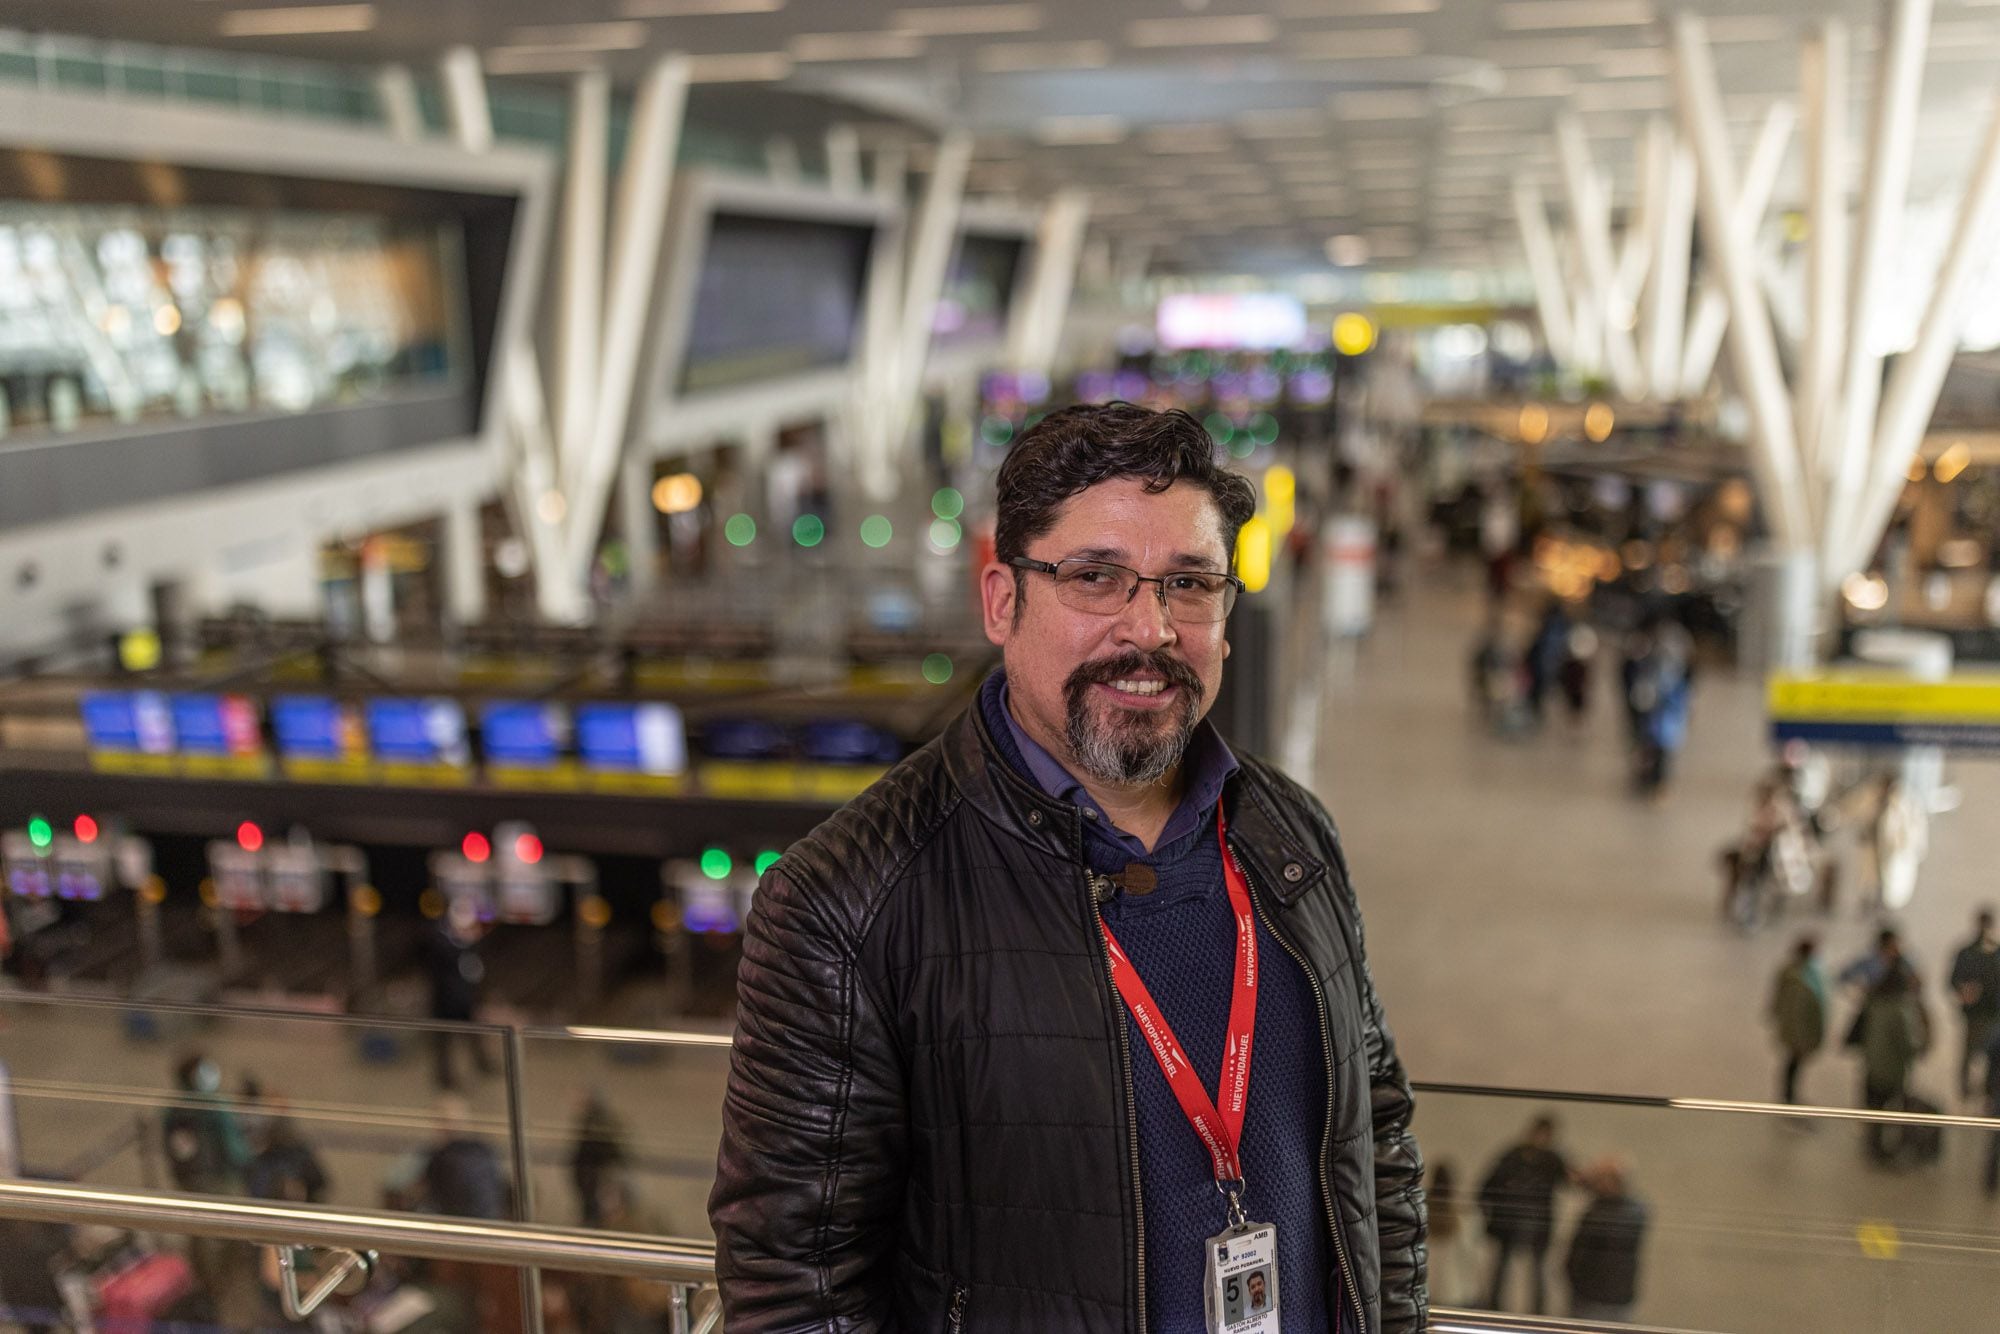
[0,1178,716,1284]
[0,1181,1699,1334]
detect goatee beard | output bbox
[1062,649,1204,787]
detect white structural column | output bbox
[1824,0,1932,582]
[1512,182,1575,366]
[825,125,862,193]
[764,136,803,182]
[1006,189,1091,379]
[872,130,972,501]
[849,144,910,503]
[1556,117,1647,399]
[554,71,609,499]
[562,54,691,580]
[441,495,488,625]
[1841,95,2000,578]
[501,343,586,622]
[374,65,424,141]
[1672,15,1809,550]
[437,47,493,154]
[1641,119,1696,397]
[1797,19,1850,516]
[1677,103,1794,397]
[618,453,660,596]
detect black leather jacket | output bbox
[710,703,1428,1331]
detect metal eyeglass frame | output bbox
[1006,555,1245,623]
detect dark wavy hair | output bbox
[994,403,1258,586]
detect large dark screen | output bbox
[678,212,874,394]
[933,232,1025,346]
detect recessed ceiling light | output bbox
[506,21,648,49]
[1278,0,1437,13]
[1332,89,1432,120]
[1498,0,1655,30]
[1126,15,1278,47]
[687,51,793,81]
[485,47,610,73]
[1034,115,1129,145]
[895,4,1043,35]
[219,4,376,37]
[618,0,784,14]
[1293,27,1424,59]
[976,39,1109,70]
[790,30,926,60]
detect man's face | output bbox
[1248,1273,1267,1307]
[982,477,1231,788]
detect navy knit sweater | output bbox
[980,674,1336,1333]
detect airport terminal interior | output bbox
[6,0,2000,1330]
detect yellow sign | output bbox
[1768,674,2000,724]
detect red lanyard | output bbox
[1096,810,1258,1187]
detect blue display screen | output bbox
[271,696,346,759]
[481,702,564,767]
[171,694,262,756]
[701,717,791,761]
[575,702,686,774]
[801,720,901,765]
[366,698,469,765]
[80,691,174,754]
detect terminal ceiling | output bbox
[16,0,2000,276]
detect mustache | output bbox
[1063,650,1204,702]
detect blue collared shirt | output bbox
[994,674,1240,856]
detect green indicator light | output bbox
[700,848,733,880]
[860,515,893,549]
[792,514,825,548]
[1249,412,1280,447]
[755,850,781,875]
[1228,436,1256,459]
[724,513,756,546]
[922,653,954,685]
[928,518,962,551]
[931,487,964,520]
[1203,412,1234,448]
[980,415,1014,448]
[27,816,53,851]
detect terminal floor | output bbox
[6,562,2000,1331]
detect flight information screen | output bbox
[79,691,175,754]
[678,212,874,394]
[575,702,688,775]
[170,694,264,757]
[365,698,471,767]
[481,701,568,768]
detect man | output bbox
[1769,936,1827,1105]
[1479,1115,1570,1313]
[1949,908,2000,1100]
[711,404,1427,1330]
[1248,1269,1271,1313]
[1563,1158,1647,1323]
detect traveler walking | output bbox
[710,403,1427,1331]
[1948,908,2000,1101]
[1564,1157,1648,1323]
[1770,937,1828,1104]
[1479,1115,1571,1313]
[425,896,494,1091]
[1425,1161,1483,1308]
[1854,967,1930,1164]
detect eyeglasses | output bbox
[1008,556,1244,624]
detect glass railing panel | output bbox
[0,993,523,1224]
[1415,1085,2000,1332]
[515,1026,732,1239]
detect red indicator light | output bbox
[74,815,100,844]
[513,833,543,865]
[236,821,264,853]
[461,832,491,864]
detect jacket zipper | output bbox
[946,1281,968,1332]
[1089,871,1148,1334]
[1227,840,1368,1334]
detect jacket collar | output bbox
[944,701,1332,904]
[942,702,1084,861]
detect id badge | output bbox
[1205,1221,1280,1334]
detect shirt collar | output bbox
[990,670,1239,857]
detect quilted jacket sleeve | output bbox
[709,864,908,1331]
[1320,809,1429,1331]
